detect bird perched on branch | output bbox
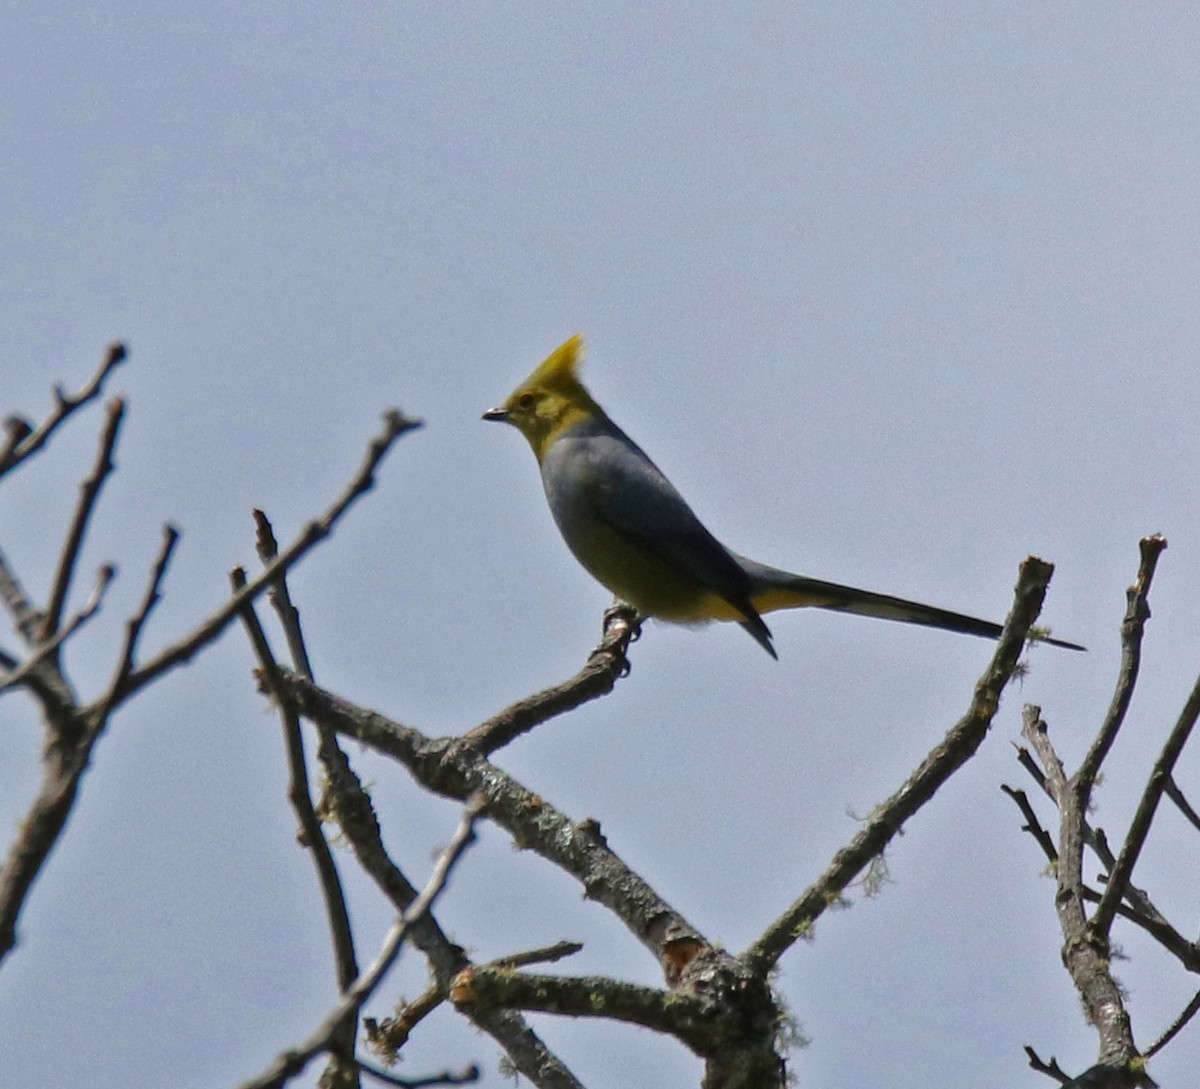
[484,335,1082,659]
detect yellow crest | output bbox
[525,334,585,394]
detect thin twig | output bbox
[276,672,710,978]
[1163,777,1200,834]
[746,556,1056,972]
[367,987,447,1053]
[1016,745,1189,962]
[0,696,95,962]
[0,565,115,693]
[1022,705,1147,1079]
[1025,1045,1071,1084]
[40,397,125,645]
[251,510,360,970]
[1077,535,1166,794]
[491,941,584,971]
[1144,988,1200,1059]
[251,619,586,1089]
[252,509,315,677]
[97,524,180,715]
[371,940,590,1051]
[236,796,485,1089]
[349,1056,479,1088]
[1001,783,1059,863]
[232,566,360,1077]
[1093,672,1200,939]
[449,968,717,1054]
[91,409,421,712]
[0,547,45,645]
[0,343,127,479]
[462,603,639,754]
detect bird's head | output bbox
[483,334,604,461]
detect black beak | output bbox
[482,407,510,422]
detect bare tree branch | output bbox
[745,555,1056,972]
[491,940,584,971]
[97,523,180,714]
[1001,782,1058,863]
[367,939,587,1060]
[274,671,711,979]
[1014,747,1196,970]
[449,969,717,1053]
[1163,777,1200,833]
[0,343,127,479]
[0,564,115,693]
[1092,675,1200,939]
[1025,1045,1072,1084]
[40,397,125,647]
[0,547,47,646]
[1003,784,1200,972]
[463,603,640,754]
[349,1057,479,1088]
[1077,535,1166,794]
[232,566,360,1088]
[246,505,585,1088]
[91,409,421,711]
[0,393,423,982]
[1144,988,1200,1060]
[236,796,485,1089]
[1021,706,1149,1079]
[0,698,94,962]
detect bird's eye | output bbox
[516,392,537,410]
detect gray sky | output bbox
[3,5,1198,1087]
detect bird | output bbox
[483,335,1082,659]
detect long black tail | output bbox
[732,554,1084,652]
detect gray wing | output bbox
[546,420,774,650]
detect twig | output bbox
[252,510,315,676]
[745,556,1056,971]
[1077,535,1166,794]
[1012,762,1200,973]
[97,524,180,714]
[462,603,639,754]
[0,698,94,962]
[90,409,421,712]
[0,565,115,693]
[236,795,485,1089]
[368,988,446,1053]
[251,612,587,1089]
[449,969,717,1054]
[491,941,584,970]
[0,343,127,479]
[374,941,586,1050]
[40,397,125,645]
[241,511,364,1084]
[1021,705,1147,1079]
[350,1057,479,1088]
[275,672,710,978]
[0,547,45,645]
[1092,672,1200,939]
[1015,747,1193,968]
[1144,988,1200,1059]
[1163,777,1200,834]
[1001,783,1059,863]
[232,566,360,1077]
[1025,1045,1071,1084]
[0,417,33,469]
